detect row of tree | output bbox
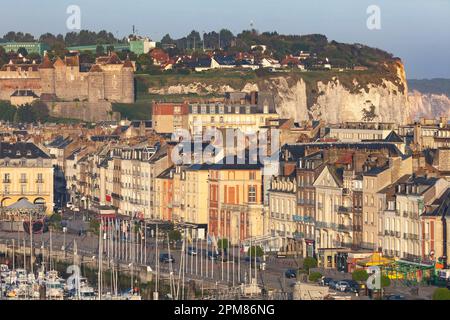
[0,101,50,123]
[1,29,397,71]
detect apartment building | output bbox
[0,142,54,214]
[268,173,298,253]
[327,122,397,142]
[296,153,324,257]
[422,188,450,268]
[208,156,264,244]
[362,155,413,251]
[314,165,353,250]
[379,175,449,261]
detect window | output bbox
[20,173,27,183]
[37,173,43,183]
[249,171,256,180]
[4,185,9,195]
[3,173,10,183]
[248,185,256,203]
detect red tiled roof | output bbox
[39,54,54,69]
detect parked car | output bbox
[206,251,220,260]
[343,279,361,293]
[159,253,175,263]
[328,280,338,290]
[335,280,351,292]
[319,277,333,286]
[187,247,197,256]
[245,256,261,264]
[285,269,297,279]
[383,294,406,300]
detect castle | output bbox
[0,52,135,104]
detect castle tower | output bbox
[88,64,105,102]
[38,53,55,96]
[53,57,66,98]
[122,57,135,103]
[102,53,124,102]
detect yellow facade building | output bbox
[0,142,54,214]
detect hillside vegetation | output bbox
[408,78,450,96]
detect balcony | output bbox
[338,206,351,215]
[293,231,304,239]
[19,179,27,184]
[338,224,352,233]
[36,179,44,183]
[2,179,11,183]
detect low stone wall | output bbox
[0,221,23,232]
[46,101,120,122]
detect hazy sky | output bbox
[0,0,449,79]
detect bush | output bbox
[352,269,369,282]
[217,238,229,250]
[168,230,181,242]
[381,275,391,288]
[302,257,318,272]
[433,288,450,300]
[309,272,323,282]
[89,219,100,235]
[248,246,264,257]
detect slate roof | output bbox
[422,188,450,217]
[0,142,50,159]
[282,142,406,160]
[385,131,404,143]
[11,89,39,98]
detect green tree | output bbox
[381,275,391,288]
[15,104,36,123]
[136,54,153,71]
[0,101,16,121]
[17,47,28,57]
[31,101,50,121]
[89,219,100,235]
[168,230,181,242]
[217,238,229,250]
[309,272,323,282]
[96,45,105,56]
[248,245,264,257]
[433,288,450,300]
[302,257,318,272]
[352,269,369,282]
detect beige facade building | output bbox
[0,142,54,214]
[314,165,353,250]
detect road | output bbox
[0,224,300,294]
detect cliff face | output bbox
[408,91,450,120]
[148,62,422,124]
[259,74,410,124]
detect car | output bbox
[335,280,351,292]
[343,279,361,293]
[328,280,338,290]
[383,294,406,300]
[187,247,197,256]
[159,254,175,263]
[206,251,220,260]
[319,277,333,286]
[245,256,261,264]
[285,269,297,279]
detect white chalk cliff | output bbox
[149,62,449,124]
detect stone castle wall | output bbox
[47,101,120,122]
[0,63,134,104]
